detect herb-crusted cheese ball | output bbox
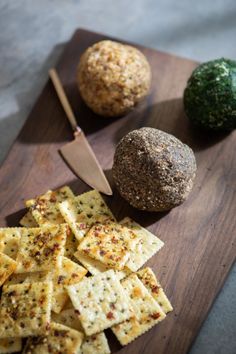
[77,40,151,117]
[184,58,236,131]
[112,128,196,212]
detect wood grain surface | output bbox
[0,29,235,354]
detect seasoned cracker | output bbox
[4,271,50,286]
[0,281,53,338]
[0,252,17,286]
[67,269,132,336]
[0,228,22,259]
[65,229,79,260]
[0,338,22,353]
[78,222,138,270]
[4,272,28,286]
[112,274,166,345]
[52,309,83,332]
[137,267,173,313]
[59,190,115,240]
[16,224,67,273]
[51,257,87,313]
[74,250,109,274]
[24,271,51,283]
[80,332,110,354]
[26,186,74,225]
[120,217,164,271]
[20,211,38,227]
[74,250,130,280]
[23,322,83,354]
[63,298,75,310]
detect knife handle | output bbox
[49,68,80,133]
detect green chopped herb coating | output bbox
[184,58,236,131]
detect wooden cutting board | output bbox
[0,29,235,354]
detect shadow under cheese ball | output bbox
[184,58,236,131]
[112,128,197,212]
[77,40,151,117]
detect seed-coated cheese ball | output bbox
[77,40,151,117]
[112,128,197,212]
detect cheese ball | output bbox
[77,40,151,117]
[112,128,197,212]
[184,58,236,131]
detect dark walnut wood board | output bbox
[0,28,235,354]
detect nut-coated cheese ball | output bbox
[77,40,151,117]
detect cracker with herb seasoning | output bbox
[0,227,22,260]
[78,222,138,270]
[52,309,83,331]
[0,281,53,338]
[4,271,50,287]
[63,298,75,310]
[51,256,87,313]
[24,271,51,284]
[74,250,130,280]
[20,211,38,227]
[52,309,110,354]
[112,274,166,345]
[137,267,173,314]
[0,252,17,286]
[64,229,79,261]
[15,224,67,273]
[79,332,110,354]
[120,217,164,271]
[26,186,74,225]
[4,272,28,286]
[59,190,115,241]
[67,269,132,336]
[74,250,109,274]
[23,322,83,354]
[0,337,22,354]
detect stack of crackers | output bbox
[0,187,173,353]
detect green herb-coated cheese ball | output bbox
[184,58,236,131]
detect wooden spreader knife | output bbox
[49,69,113,195]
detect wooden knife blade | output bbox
[60,131,112,195]
[49,68,112,195]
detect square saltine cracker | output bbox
[78,222,138,270]
[0,281,53,338]
[112,274,166,345]
[59,190,115,241]
[20,211,38,227]
[51,256,87,313]
[79,332,110,354]
[137,267,173,314]
[0,338,22,354]
[120,217,164,271]
[67,269,132,336]
[26,186,74,225]
[0,228,22,260]
[74,251,130,280]
[15,224,67,273]
[23,322,83,353]
[0,252,17,286]
[52,308,83,332]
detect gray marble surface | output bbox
[0,1,235,353]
